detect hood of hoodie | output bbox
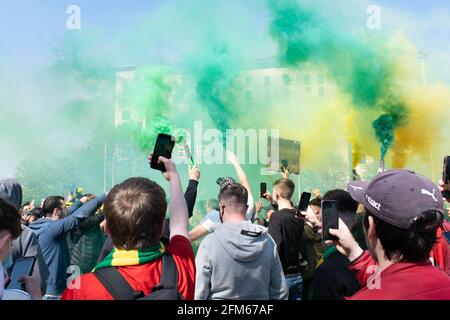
[0,179,22,210]
[29,218,54,237]
[213,221,269,263]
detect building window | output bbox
[318,86,325,97]
[283,74,291,86]
[304,74,311,86]
[318,74,325,85]
[245,76,252,88]
[245,89,252,103]
[121,109,132,122]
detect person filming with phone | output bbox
[328,169,450,299]
[0,198,42,300]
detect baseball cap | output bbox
[216,177,237,190]
[347,169,444,229]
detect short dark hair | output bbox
[363,210,443,263]
[323,189,358,215]
[105,177,167,250]
[42,196,65,216]
[218,184,248,209]
[31,207,44,219]
[0,198,22,239]
[273,178,295,200]
[309,196,322,207]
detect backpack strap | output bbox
[153,253,178,292]
[94,267,143,300]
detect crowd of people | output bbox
[1,151,450,300]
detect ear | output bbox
[104,221,111,236]
[367,216,377,241]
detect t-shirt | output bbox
[268,208,305,275]
[61,235,196,300]
[200,195,255,233]
[200,210,221,233]
[310,246,360,300]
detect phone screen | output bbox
[150,134,175,172]
[443,231,450,245]
[281,159,288,169]
[297,192,311,212]
[322,200,339,242]
[260,183,267,198]
[443,156,450,184]
[6,256,36,290]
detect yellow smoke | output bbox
[386,33,450,174]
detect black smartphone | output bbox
[6,256,36,291]
[297,192,312,213]
[442,156,450,198]
[150,133,175,172]
[322,200,339,242]
[443,231,450,245]
[281,159,288,170]
[260,183,267,198]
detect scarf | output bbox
[93,243,165,271]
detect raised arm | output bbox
[227,151,252,195]
[149,154,189,241]
[51,194,106,237]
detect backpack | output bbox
[93,252,184,300]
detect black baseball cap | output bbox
[347,169,444,230]
[216,177,237,190]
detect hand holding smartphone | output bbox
[297,192,311,215]
[321,200,339,242]
[6,256,36,291]
[442,156,450,199]
[150,134,175,172]
[260,183,267,198]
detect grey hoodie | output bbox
[195,220,288,300]
[0,179,50,295]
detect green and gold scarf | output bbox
[93,243,165,271]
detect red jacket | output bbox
[61,235,196,300]
[432,220,450,276]
[347,251,450,300]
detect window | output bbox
[245,89,252,103]
[318,86,325,97]
[318,74,325,85]
[121,109,132,122]
[245,76,252,88]
[304,74,311,86]
[283,74,291,86]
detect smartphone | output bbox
[297,192,312,213]
[281,159,288,170]
[322,200,339,242]
[443,231,450,245]
[260,183,267,198]
[6,256,36,291]
[442,156,450,198]
[443,156,450,184]
[150,133,175,172]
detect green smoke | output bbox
[267,0,409,159]
[120,65,173,151]
[194,45,238,148]
[372,94,409,160]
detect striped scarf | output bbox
[93,243,165,271]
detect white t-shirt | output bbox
[200,194,255,233]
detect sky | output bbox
[0,0,449,178]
